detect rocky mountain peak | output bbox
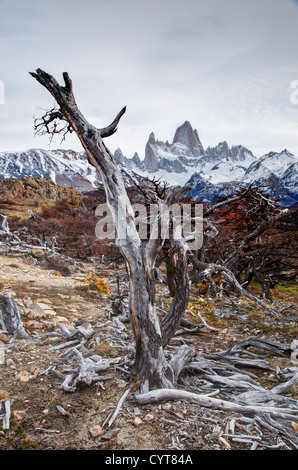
[0,148,101,192]
[0,121,296,207]
[281,149,294,156]
[148,132,156,144]
[172,121,204,157]
[144,133,158,171]
[141,121,206,173]
[132,152,141,165]
[114,148,125,164]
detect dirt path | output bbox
[0,253,168,450]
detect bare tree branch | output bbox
[99,106,127,137]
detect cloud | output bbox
[0,0,298,158]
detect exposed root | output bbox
[134,388,298,421]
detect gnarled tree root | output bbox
[134,388,298,421]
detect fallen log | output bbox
[134,388,298,421]
[226,336,293,357]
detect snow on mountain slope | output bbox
[0,122,297,205]
[241,160,274,184]
[116,123,258,187]
[117,123,297,204]
[0,147,148,194]
[0,148,101,192]
[237,150,298,203]
[258,149,297,178]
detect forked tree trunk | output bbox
[30,69,192,389]
[126,245,174,389]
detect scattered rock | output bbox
[17,370,31,383]
[53,316,69,323]
[133,417,142,427]
[6,358,16,368]
[0,332,10,343]
[36,298,53,304]
[89,424,103,438]
[26,303,48,318]
[144,413,154,421]
[13,410,26,421]
[23,320,44,330]
[26,308,46,320]
[18,293,29,299]
[291,422,298,432]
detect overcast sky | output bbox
[0,0,298,159]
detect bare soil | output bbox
[0,252,297,452]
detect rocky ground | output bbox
[0,250,297,452]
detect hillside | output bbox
[0,250,297,451]
[0,177,82,219]
[0,176,297,451]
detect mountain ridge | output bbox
[115,121,297,205]
[0,121,297,204]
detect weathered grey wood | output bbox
[187,353,259,378]
[168,345,194,384]
[199,373,263,393]
[188,255,285,318]
[255,415,298,449]
[30,68,194,389]
[271,371,298,395]
[60,348,119,392]
[227,336,292,356]
[108,386,131,427]
[0,399,11,429]
[0,295,30,339]
[134,388,298,420]
[29,71,298,448]
[47,339,81,352]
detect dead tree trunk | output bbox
[0,295,30,339]
[30,69,193,389]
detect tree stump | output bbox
[0,295,30,339]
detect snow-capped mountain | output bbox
[116,121,297,204]
[0,121,297,204]
[0,148,100,192]
[0,147,144,193]
[115,121,260,187]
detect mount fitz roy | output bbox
[115,121,297,205]
[0,121,297,204]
